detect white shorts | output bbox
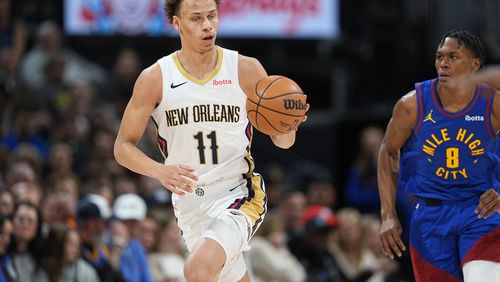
[172,174,266,281]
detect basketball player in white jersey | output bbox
[114,0,308,281]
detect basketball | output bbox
[246,75,307,136]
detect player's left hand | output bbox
[475,189,500,219]
[289,101,309,132]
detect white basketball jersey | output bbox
[151,47,255,188]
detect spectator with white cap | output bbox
[77,194,126,282]
[112,193,153,282]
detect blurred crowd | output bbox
[0,0,417,281]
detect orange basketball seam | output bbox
[254,76,288,130]
[253,103,305,117]
[255,112,288,134]
[255,75,285,98]
[257,92,304,100]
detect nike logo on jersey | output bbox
[464,115,484,121]
[170,81,187,89]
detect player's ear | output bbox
[472,57,481,72]
[172,16,181,32]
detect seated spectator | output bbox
[306,180,338,209]
[1,110,50,161]
[77,196,125,282]
[345,126,384,214]
[148,213,186,282]
[0,190,14,217]
[112,193,153,282]
[248,212,306,282]
[138,214,159,254]
[4,160,37,188]
[0,0,27,80]
[43,224,99,282]
[20,20,107,91]
[9,180,43,207]
[289,205,351,282]
[9,203,48,282]
[330,208,379,282]
[0,214,14,281]
[361,215,401,282]
[278,190,306,243]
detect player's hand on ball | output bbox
[475,189,500,219]
[289,101,309,132]
[157,164,198,195]
[379,214,406,259]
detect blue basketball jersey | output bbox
[400,78,499,201]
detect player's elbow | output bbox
[113,139,127,166]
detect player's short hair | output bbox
[164,0,221,23]
[438,30,486,67]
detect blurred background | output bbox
[1,0,500,281]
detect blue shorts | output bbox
[409,196,500,281]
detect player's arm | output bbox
[378,90,417,259]
[114,64,197,195]
[238,55,307,149]
[475,89,500,218]
[475,65,500,90]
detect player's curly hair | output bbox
[439,30,486,67]
[164,0,221,23]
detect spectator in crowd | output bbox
[46,142,74,177]
[9,180,43,207]
[82,179,114,206]
[138,176,170,208]
[148,212,186,282]
[8,203,47,282]
[108,48,142,114]
[112,193,153,282]
[330,208,382,282]
[1,109,50,161]
[114,176,138,197]
[0,0,27,82]
[261,163,287,210]
[43,223,99,282]
[278,190,306,243]
[289,205,351,282]
[0,190,14,217]
[20,20,107,91]
[138,214,159,254]
[41,174,78,228]
[345,126,384,214]
[248,212,306,282]
[4,160,37,188]
[0,214,13,281]
[306,180,338,209]
[360,215,402,282]
[77,195,125,282]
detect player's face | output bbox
[435,37,480,86]
[173,0,218,53]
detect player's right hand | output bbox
[156,164,198,195]
[380,214,406,259]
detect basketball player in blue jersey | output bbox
[378,30,500,282]
[113,0,308,281]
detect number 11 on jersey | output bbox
[194,131,219,164]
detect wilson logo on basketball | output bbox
[212,79,232,86]
[283,99,306,110]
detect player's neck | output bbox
[437,79,476,111]
[177,47,218,80]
